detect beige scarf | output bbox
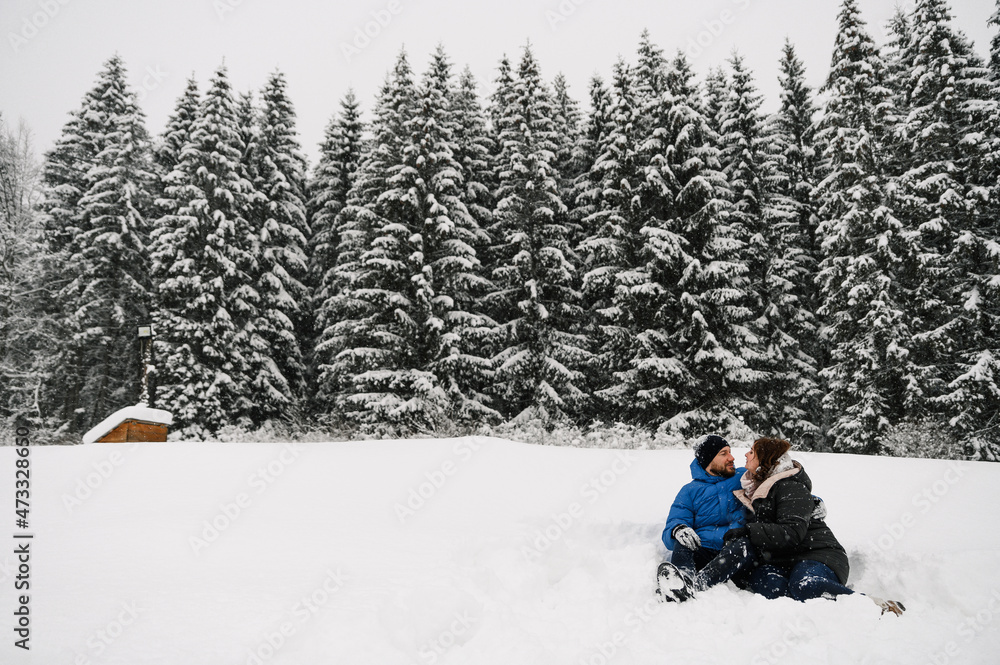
[741,452,796,501]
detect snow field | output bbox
[3,437,1000,664]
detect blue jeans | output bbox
[747,559,854,601]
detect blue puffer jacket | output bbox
[662,459,747,552]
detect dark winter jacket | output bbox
[662,460,746,552]
[734,461,850,584]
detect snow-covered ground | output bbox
[3,437,999,664]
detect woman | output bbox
[656,437,904,615]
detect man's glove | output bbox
[723,526,750,543]
[672,525,701,550]
[812,497,827,521]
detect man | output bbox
[659,434,745,586]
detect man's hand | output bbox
[812,497,827,521]
[672,525,701,550]
[723,526,750,543]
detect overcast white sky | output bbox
[1,0,994,166]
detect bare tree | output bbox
[0,114,57,424]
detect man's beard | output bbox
[711,464,736,478]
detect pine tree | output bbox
[776,41,823,271]
[634,29,667,107]
[717,53,775,426]
[488,56,515,154]
[990,0,1000,78]
[452,68,495,243]
[488,45,590,422]
[577,59,645,414]
[551,73,584,183]
[884,7,913,108]
[815,0,908,454]
[150,63,257,434]
[307,90,365,365]
[314,54,416,420]
[773,40,825,444]
[895,0,1000,455]
[967,0,1000,456]
[572,74,614,243]
[247,70,312,422]
[316,48,497,429]
[702,67,729,140]
[609,53,753,434]
[39,55,155,430]
[153,76,200,199]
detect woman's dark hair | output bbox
[751,437,792,483]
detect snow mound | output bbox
[6,437,1000,664]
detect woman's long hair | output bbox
[751,437,792,484]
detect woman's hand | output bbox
[723,526,749,543]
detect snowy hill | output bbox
[5,437,1000,664]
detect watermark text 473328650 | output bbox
[12,424,34,650]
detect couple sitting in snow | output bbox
[656,434,905,616]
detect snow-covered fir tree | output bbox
[775,41,823,278]
[316,49,497,429]
[245,70,311,422]
[635,30,667,94]
[577,59,646,412]
[990,0,1000,78]
[451,67,496,354]
[634,30,668,138]
[883,6,913,123]
[895,0,999,456]
[815,0,909,454]
[551,73,585,187]
[487,55,515,158]
[608,53,754,435]
[39,55,155,431]
[702,67,729,141]
[451,67,495,246]
[313,52,416,421]
[406,47,497,425]
[771,40,825,444]
[571,74,614,243]
[149,64,258,435]
[716,52,792,434]
[487,45,590,422]
[307,90,365,360]
[152,76,200,205]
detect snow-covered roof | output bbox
[82,404,174,444]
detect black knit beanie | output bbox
[694,434,729,470]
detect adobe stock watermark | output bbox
[925,588,1000,665]
[340,0,409,63]
[417,610,479,664]
[189,442,304,555]
[136,65,169,102]
[7,0,74,54]
[544,0,592,32]
[685,0,754,62]
[61,443,141,515]
[243,567,349,665]
[521,451,637,562]
[869,462,967,555]
[577,592,670,665]
[213,0,251,21]
[393,438,482,524]
[72,601,144,664]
